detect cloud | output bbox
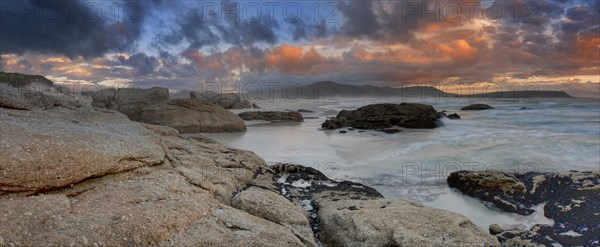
[0,0,159,58]
[0,0,598,98]
[118,52,158,76]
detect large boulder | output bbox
[461,104,494,110]
[91,87,170,120]
[232,188,316,246]
[318,199,500,247]
[448,170,599,246]
[238,111,303,122]
[0,106,166,194]
[231,100,253,109]
[322,103,440,130]
[0,101,314,246]
[137,98,247,133]
[0,71,54,89]
[0,73,82,110]
[191,91,241,109]
[0,168,309,246]
[0,84,81,110]
[271,164,500,247]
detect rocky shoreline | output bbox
[0,78,499,246]
[1,75,596,246]
[448,170,599,247]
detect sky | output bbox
[0,0,599,97]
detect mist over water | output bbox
[204,97,600,229]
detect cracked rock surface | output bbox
[0,94,310,246]
[1,83,499,247]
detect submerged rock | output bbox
[461,104,494,110]
[321,103,440,131]
[377,128,402,134]
[238,111,303,122]
[448,170,599,246]
[437,111,448,118]
[448,113,461,119]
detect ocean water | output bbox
[204,97,600,229]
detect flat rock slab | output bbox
[0,106,165,193]
[0,171,308,247]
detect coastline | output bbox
[1,82,598,246]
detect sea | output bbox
[204,96,600,230]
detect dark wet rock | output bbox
[270,164,499,247]
[238,111,303,122]
[321,103,440,131]
[448,113,461,119]
[377,128,402,134]
[489,224,504,235]
[437,111,447,118]
[461,104,494,110]
[338,130,347,134]
[251,103,260,109]
[520,107,528,110]
[448,170,599,247]
[348,128,354,131]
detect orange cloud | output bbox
[438,39,477,60]
[265,45,325,74]
[572,37,600,63]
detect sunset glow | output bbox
[1,0,598,97]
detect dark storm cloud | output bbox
[338,1,381,39]
[156,6,279,50]
[0,0,158,58]
[118,52,158,76]
[335,1,443,43]
[292,20,329,41]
